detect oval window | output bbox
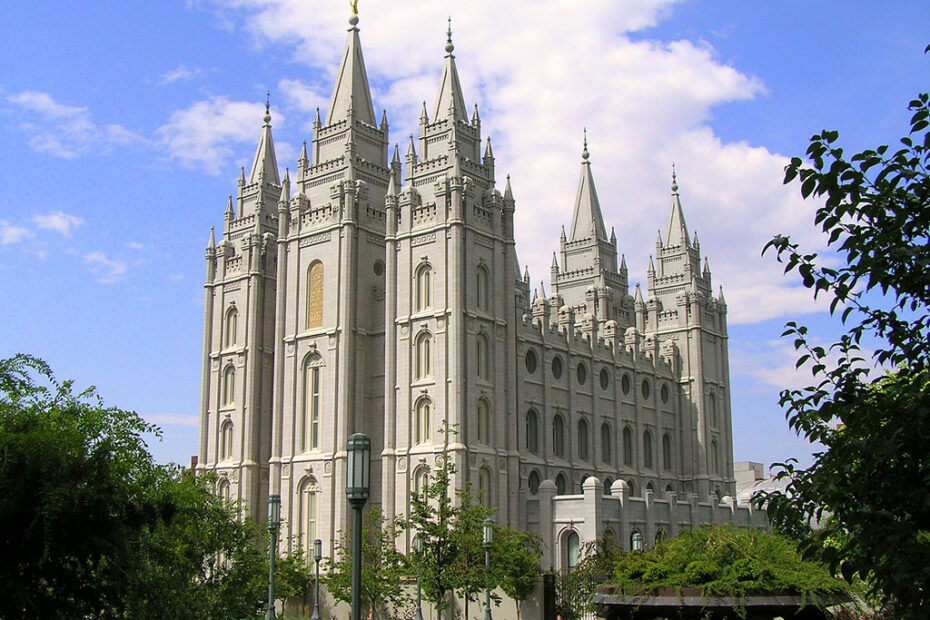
[373,260,384,276]
[600,368,610,390]
[576,363,587,385]
[661,383,669,404]
[552,356,563,379]
[641,379,651,400]
[621,373,631,395]
[525,349,537,374]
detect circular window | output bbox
[661,383,669,404]
[576,362,587,384]
[641,379,651,400]
[373,260,384,276]
[552,356,563,379]
[525,349,538,374]
[600,368,610,390]
[528,470,541,495]
[621,373,631,395]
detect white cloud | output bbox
[732,338,882,391]
[201,0,831,326]
[5,91,143,158]
[0,221,32,245]
[126,241,144,250]
[32,211,83,237]
[158,65,202,84]
[83,250,127,284]
[156,96,279,174]
[144,413,199,428]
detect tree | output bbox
[759,79,930,616]
[489,527,542,620]
[324,507,412,620]
[556,538,622,620]
[407,449,494,620]
[0,354,307,619]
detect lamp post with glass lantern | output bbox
[483,518,494,620]
[346,433,371,620]
[413,535,424,620]
[310,538,323,620]
[265,494,281,620]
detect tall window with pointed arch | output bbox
[415,331,432,380]
[220,420,233,460]
[710,439,719,474]
[297,477,319,555]
[414,398,431,445]
[301,356,323,451]
[222,365,235,406]
[413,467,429,499]
[307,261,324,329]
[577,418,589,461]
[526,409,539,454]
[552,414,565,457]
[643,429,654,469]
[478,468,491,507]
[601,422,612,464]
[565,530,580,571]
[415,263,432,312]
[709,392,718,427]
[622,426,633,466]
[662,433,672,471]
[476,333,489,379]
[224,306,237,348]
[476,264,489,311]
[217,478,231,503]
[477,399,490,445]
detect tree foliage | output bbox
[324,507,412,620]
[0,354,307,619]
[556,539,623,620]
[759,82,930,616]
[489,526,542,620]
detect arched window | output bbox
[301,357,322,451]
[415,264,432,311]
[710,439,719,474]
[476,265,489,311]
[415,399,431,445]
[297,478,319,555]
[655,529,666,545]
[476,333,489,379]
[709,392,718,427]
[528,470,541,495]
[626,479,636,497]
[477,399,490,445]
[631,530,644,552]
[714,487,722,502]
[224,306,237,347]
[415,332,432,380]
[579,474,589,493]
[643,430,654,469]
[646,481,655,495]
[555,472,567,495]
[307,261,324,329]
[601,422,612,464]
[604,477,614,494]
[552,414,565,457]
[623,426,633,466]
[577,418,589,461]
[662,433,672,471]
[414,467,430,499]
[220,420,233,460]
[566,530,580,571]
[217,478,231,503]
[222,366,235,406]
[478,468,491,507]
[665,483,674,495]
[526,409,539,454]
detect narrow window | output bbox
[307,261,324,329]
[526,409,539,454]
[298,479,318,555]
[528,470,541,495]
[415,399,431,444]
[302,360,322,451]
[478,468,491,507]
[662,433,672,471]
[224,307,237,347]
[222,366,235,405]
[577,418,589,461]
[566,531,580,570]
[555,472,567,495]
[477,399,490,444]
[552,414,565,457]
[476,265,489,311]
[710,439,719,474]
[643,429,653,469]
[709,393,718,427]
[414,467,429,499]
[623,426,633,466]
[601,422,612,464]
[476,333,489,379]
[218,478,231,503]
[415,265,432,311]
[220,421,233,460]
[415,332,432,380]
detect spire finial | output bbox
[263,91,271,125]
[582,127,589,161]
[445,16,454,54]
[349,0,359,25]
[671,162,678,192]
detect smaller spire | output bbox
[610,226,616,245]
[648,255,656,273]
[551,251,559,269]
[484,137,494,160]
[208,226,216,249]
[281,168,291,202]
[380,109,388,129]
[620,253,627,272]
[539,280,547,299]
[523,266,530,283]
[503,174,513,201]
[472,103,480,125]
[582,127,589,161]
[238,166,246,186]
[703,257,711,276]
[693,230,700,246]
[313,107,321,127]
[671,162,678,193]
[656,229,662,246]
[225,195,235,219]
[386,172,397,197]
[560,225,567,240]
[405,134,418,165]
[718,285,726,304]
[298,141,308,167]
[445,16,454,54]
[420,101,429,123]
[391,143,400,165]
[634,283,644,304]
[263,91,271,125]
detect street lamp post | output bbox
[483,518,494,620]
[266,494,282,620]
[346,433,371,620]
[413,536,424,620]
[311,538,323,620]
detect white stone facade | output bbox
[197,14,761,569]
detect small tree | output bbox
[490,527,542,620]
[556,539,621,620]
[325,507,411,620]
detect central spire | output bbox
[569,130,607,242]
[248,93,279,185]
[432,17,468,123]
[325,13,376,126]
[665,163,690,247]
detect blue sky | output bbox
[1,1,927,469]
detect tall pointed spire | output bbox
[568,129,608,242]
[326,12,376,126]
[665,162,690,247]
[248,95,280,185]
[432,17,468,123]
